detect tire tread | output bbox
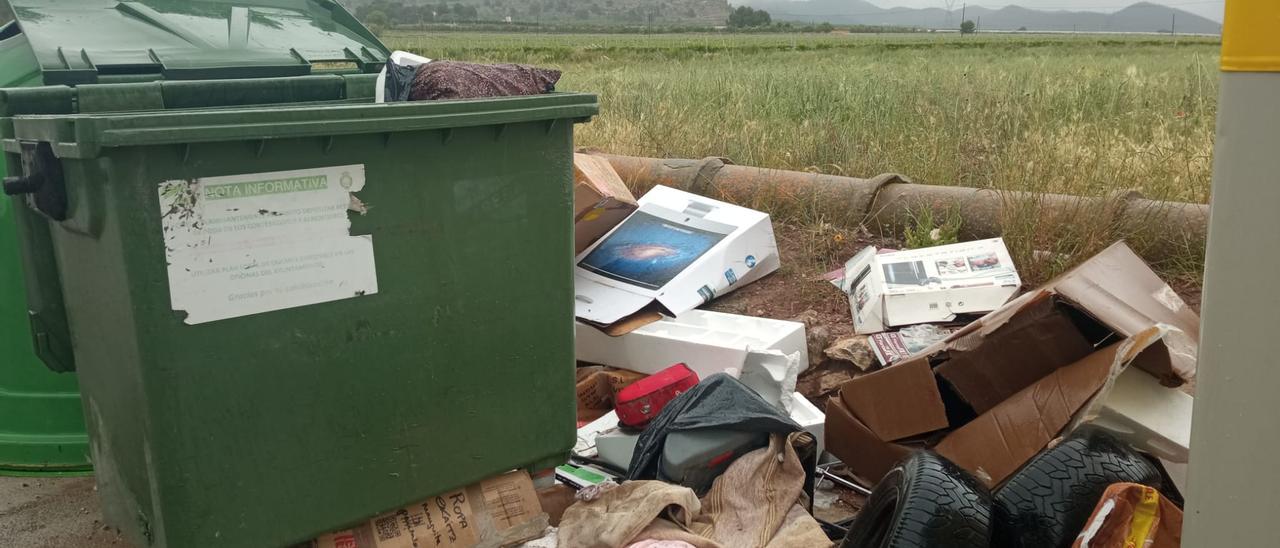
[842,451,992,548]
[992,426,1163,548]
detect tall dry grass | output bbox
[387,32,1219,282]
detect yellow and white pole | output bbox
[1184,2,1280,543]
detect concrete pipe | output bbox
[592,154,1208,265]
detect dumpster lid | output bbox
[3,0,389,85]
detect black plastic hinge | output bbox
[3,142,68,221]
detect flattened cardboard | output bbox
[934,293,1096,415]
[833,239,1021,334]
[312,470,547,548]
[573,154,638,254]
[573,185,779,328]
[839,359,949,441]
[824,396,912,485]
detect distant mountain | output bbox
[737,0,1222,33]
[341,0,732,25]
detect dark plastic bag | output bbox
[627,374,814,496]
[409,61,561,101]
[382,58,419,103]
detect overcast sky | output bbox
[873,0,1225,22]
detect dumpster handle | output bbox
[3,142,68,221]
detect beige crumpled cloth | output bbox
[558,432,833,548]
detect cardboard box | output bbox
[934,293,1096,414]
[832,239,1021,334]
[573,154,638,255]
[312,470,547,548]
[575,309,807,378]
[824,242,1199,486]
[573,186,779,332]
[574,366,646,424]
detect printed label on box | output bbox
[158,165,377,325]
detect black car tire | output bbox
[840,451,993,548]
[992,425,1164,548]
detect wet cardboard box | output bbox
[311,470,547,548]
[825,241,1199,487]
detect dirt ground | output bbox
[0,475,127,548]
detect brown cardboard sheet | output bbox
[934,293,1096,415]
[824,396,912,485]
[935,341,1127,486]
[840,358,948,442]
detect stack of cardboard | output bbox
[826,242,1198,487]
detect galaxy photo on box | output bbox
[578,211,729,290]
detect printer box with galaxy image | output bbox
[578,211,729,290]
[572,185,780,329]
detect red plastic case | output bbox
[615,363,700,427]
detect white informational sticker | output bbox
[159,165,377,325]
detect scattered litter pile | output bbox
[310,153,1198,548]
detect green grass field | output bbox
[386,32,1219,280]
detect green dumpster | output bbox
[0,170,89,475]
[0,0,392,477]
[1,2,596,547]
